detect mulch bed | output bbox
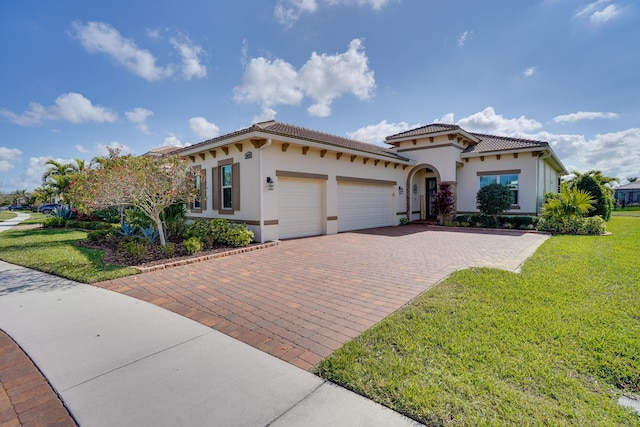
[75,237,258,269]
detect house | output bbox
[179,120,567,243]
[615,181,640,207]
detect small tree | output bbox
[67,149,200,246]
[476,183,513,220]
[433,182,455,225]
[575,175,613,221]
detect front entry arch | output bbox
[406,164,441,221]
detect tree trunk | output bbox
[151,213,167,246]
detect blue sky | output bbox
[1,0,638,192]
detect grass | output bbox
[317,216,640,426]
[0,228,138,283]
[0,211,17,221]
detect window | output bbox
[212,160,240,213]
[190,166,206,212]
[221,164,232,209]
[479,173,519,205]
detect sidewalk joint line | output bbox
[264,380,326,426]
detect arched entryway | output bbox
[406,164,441,221]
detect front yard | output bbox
[317,216,640,426]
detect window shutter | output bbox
[232,163,240,211]
[212,167,220,210]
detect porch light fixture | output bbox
[398,186,404,195]
[266,176,275,190]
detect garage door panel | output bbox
[338,183,393,232]
[278,178,324,239]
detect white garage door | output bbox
[278,178,324,239]
[338,182,393,232]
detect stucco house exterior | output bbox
[178,120,567,243]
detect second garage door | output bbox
[278,178,324,239]
[338,182,393,232]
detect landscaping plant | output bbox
[476,183,514,221]
[433,182,454,225]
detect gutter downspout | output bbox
[536,152,551,215]
[258,138,273,244]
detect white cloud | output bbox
[553,111,618,123]
[275,0,392,26]
[235,39,375,118]
[0,92,117,126]
[75,144,89,154]
[170,35,207,80]
[95,142,131,157]
[434,113,455,124]
[163,133,188,147]
[299,39,375,117]
[72,21,174,81]
[0,147,22,172]
[456,107,543,135]
[576,0,620,24]
[147,29,161,40]
[189,117,220,139]
[458,30,471,47]
[590,4,620,22]
[125,107,154,133]
[19,156,79,190]
[523,66,536,77]
[347,120,422,145]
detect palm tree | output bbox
[543,183,595,219]
[42,159,80,202]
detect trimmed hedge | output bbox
[454,214,538,230]
[186,219,254,248]
[537,216,605,235]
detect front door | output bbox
[426,178,437,218]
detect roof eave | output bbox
[386,128,480,144]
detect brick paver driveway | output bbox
[96,225,548,370]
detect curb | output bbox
[134,241,280,273]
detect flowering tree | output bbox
[67,149,200,246]
[433,182,455,225]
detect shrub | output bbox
[161,242,175,256]
[185,219,254,248]
[51,205,75,220]
[43,217,66,228]
[124,207,153,228]
[124,241,147,258]
[162,203,187,238]
[65,220,112,230]
[94,207,120,224]
[222,223,255,247]
[87,229,109,243]
[575,175,613,221]
[476,184,514,218]
[183,236,203,254]
[140,225,159,244]
[433,183,455,225]
[537,216,605,235]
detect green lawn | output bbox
[0,211,17,221]
[317,216,640,426]
[0,228,138,283]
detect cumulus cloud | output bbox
[576,0,620,23]
[456,107,543,134]
[189,117,220,139]
[434,112,455,124]
[347,120,422,145]
[170,35,207,80]
[234,39,375,119]
[72,21,174,81]
[163,133,188,147]
[125,107,154,133]
[75,144,89,154]
[19,156,80,190]
[0,93,117,126]
[458,30,471,47]
[553,111,618,123]
[0,147,22,172]
[523,66,536,77]
[275,0,392,26]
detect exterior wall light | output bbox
[266,176,275,190]
[398,186,404,195]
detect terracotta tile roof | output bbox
[145,146,181,156]
[183,120,410,161]
[385,123,461,141]
[464,133,548,154]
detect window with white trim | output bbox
[221,164,233,210]
[480,173,519,205]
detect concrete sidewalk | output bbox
[0,261,421,426]
[0,211,31,233]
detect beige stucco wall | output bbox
[186,137,408,242]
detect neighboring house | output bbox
[615,181,640,206]
[178,120,567,243]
